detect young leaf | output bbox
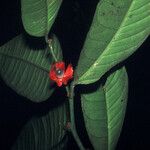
[75,0,150,85]
[81,67,128,150]
[21,0,62,37]
[12,102,67,150]
[0,34,62,102]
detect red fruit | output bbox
[49,62,73,87]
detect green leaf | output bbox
[0,34,62,102]
[21,0,62,37]
[12,102,67,150]
[75,0,150,85]
[81,67,128,150]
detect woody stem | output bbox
[45,34,84,149]
[68,82,85,150]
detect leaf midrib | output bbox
[102,84,109,149]
[46,0,57,34]
[0,51,49,73]
[78,0,135,83]
[103,69,120,149]
[46,0,49,34]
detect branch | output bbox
[69,82,85,150]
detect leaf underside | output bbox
[76,0,150,85]
[21,0,62,37]
[81,67,128,150]
[0,34,62,102]
[12,102,67,150]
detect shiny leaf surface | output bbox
[75,0,150,84]
[21,0,62,37]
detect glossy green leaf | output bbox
[75,0,150,85]
[0,34,62,102]
[81,67,128,150]
[21,0,62,37]
[12,102,67,150]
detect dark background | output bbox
[0,0,150,150]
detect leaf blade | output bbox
[75,0,150,85]
[81,67,128,150]
[21,0,62,37]
[0,34,62,102]
[12,102,67,150]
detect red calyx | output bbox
[49,61,73,87]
